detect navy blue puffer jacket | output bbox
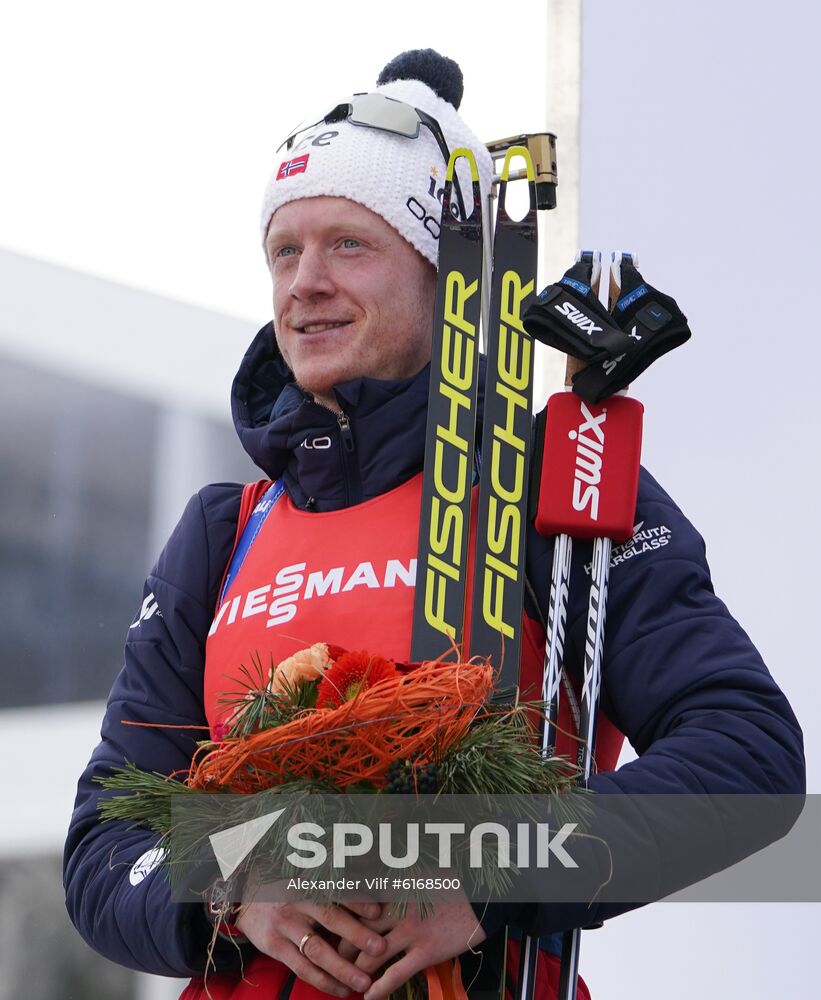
[63,323,805,977]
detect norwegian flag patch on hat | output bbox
[276,154,310,180]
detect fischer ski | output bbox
[468,146,538,696]
[470,136,555,1000]
[410,148,484,663]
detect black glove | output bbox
[523,256,691,402]
[523,256,632,366]
[573,256,691,401]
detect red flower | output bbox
[316,651,399,709]
[212,721,230,742]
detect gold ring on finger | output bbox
[298,931,315,956]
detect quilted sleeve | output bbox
[522,467,805,935]
[63,485,251,975]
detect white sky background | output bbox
[577,2,821,997]
[577,0,821,787]
[0,0,550,324]
[2,1,819,997]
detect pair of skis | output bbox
[409,143,538,690]
[409,141,541,1000]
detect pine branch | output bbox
[95,763,199,833]
[438,704,580,799]
[219,652,319,737]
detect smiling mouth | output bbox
[296,321,352,334]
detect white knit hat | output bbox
[259,50,493,267]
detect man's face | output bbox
[266,196,436,410]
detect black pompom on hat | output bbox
[377,48,464,110]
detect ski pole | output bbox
[523,251,646,1000]
[514,248,602,1000]
[517,246,691,998]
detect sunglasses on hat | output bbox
[278,92,468,223]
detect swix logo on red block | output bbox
[535,392,644,542]
[569,402,607,520]
[276,154,310,180]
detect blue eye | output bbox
[275,245,298,258]
[342,238,361,249]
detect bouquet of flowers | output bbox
[98,644,581,999]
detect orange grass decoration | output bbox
[188,657,493,793]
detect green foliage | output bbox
[95,763,199,834]
[439,704,579,797]
[218,651,318,737]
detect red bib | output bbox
[205,475,423,732]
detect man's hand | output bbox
[236,899,387,997]
[351,899,487,1000]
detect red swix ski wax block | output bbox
[535,391,644,542]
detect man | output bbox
[64,49,805,1000]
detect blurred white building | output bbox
[0,249,257,999]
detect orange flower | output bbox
[316,651,399,709]
[270,642,334,693]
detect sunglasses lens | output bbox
[347,93,420,138]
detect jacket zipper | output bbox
[310,401,358,507]
[337,412,355,453]
[336,412,356,505]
